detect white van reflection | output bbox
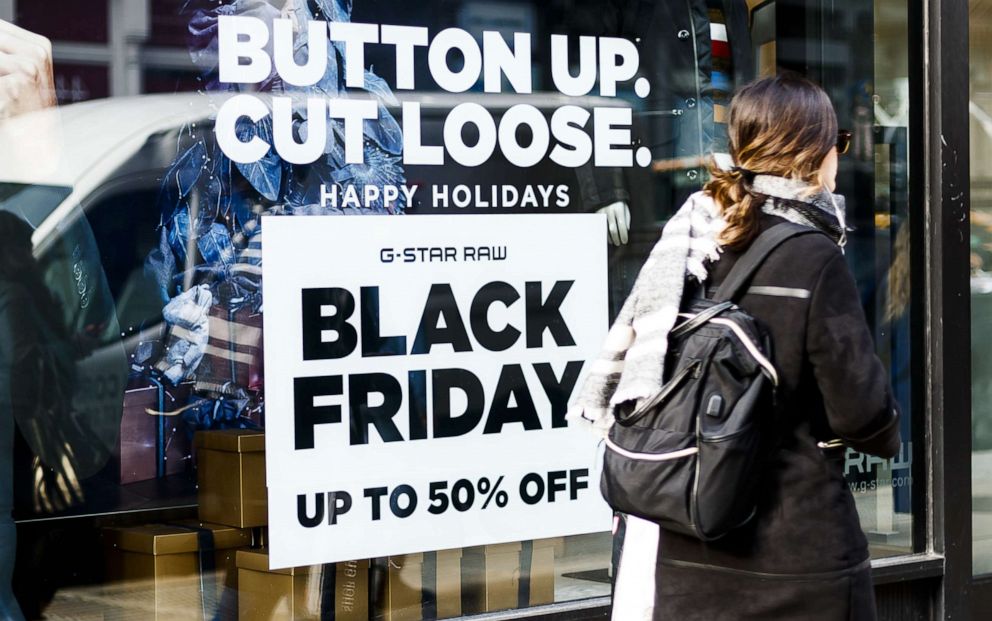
[0,91,616,518]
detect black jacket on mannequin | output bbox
[575,0,755,215]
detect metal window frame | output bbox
[923,0,977,618]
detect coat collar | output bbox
[750,174,849,247]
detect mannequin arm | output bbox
[597,201,631,246]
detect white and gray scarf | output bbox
[754,174,849,247]
[567,174,847,433]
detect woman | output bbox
[0,211,84,621]
[0,212,42,621]
[571,74,901,620]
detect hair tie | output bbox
[730,166,756,182]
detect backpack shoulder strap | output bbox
[712,223,822,302]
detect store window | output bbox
[0,0,919,619]
[972,0,992,578]
[852,0,915,558]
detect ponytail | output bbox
[704,160,764,249]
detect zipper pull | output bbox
[817,439,845,450]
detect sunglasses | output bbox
[837,129,852,155]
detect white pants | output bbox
[611,515,659,621]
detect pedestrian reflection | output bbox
[0,212,86,621]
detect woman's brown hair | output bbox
[704,73,838,248]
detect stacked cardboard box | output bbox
[192,429,560,619]
[235,548,465,621]
[102,520,250,620]
[237,548,369,620]
[462,539,559,614]
[100,428,269,621]
[196,429,267,528]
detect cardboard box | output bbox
[461,542,520,614]
[375,553,421,621]
[370,549,461,620]
[461,539,558,614]
[116,381,193,484]
[197,429,267,528]
[236,549,462,621]
[528,539,559,606]
[237,548,369,620]
[432,549,463,619]
[103,520,250,620]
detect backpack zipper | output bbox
[615,359,702,426]
[603,438,699,461]
[677,313,779,386]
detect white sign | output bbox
[262,213,611,568]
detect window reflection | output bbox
[971,0,992,578]
[0,0,920,617]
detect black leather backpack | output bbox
[601,223,821,541]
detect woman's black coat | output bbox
[653,213,902,621]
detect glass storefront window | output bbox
[0,1,920,618]
[758,0,917,560]
[972,0,992,578]
[854,0,915,558]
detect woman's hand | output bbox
[0,19,55,120]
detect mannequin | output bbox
[576,0,753,248]
[598,201,631,246]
